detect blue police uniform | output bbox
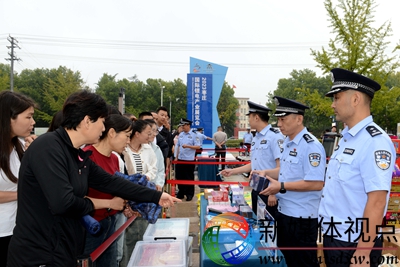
[196,132,208,147]
[272,96,325,267]
[277,127,326,218]
[243,132,253,144]
[318,117,394,238]
[318,68,394,267]
[177,131,199,160]
[245,101,284,216]
[251,125,284,214]
[175,121,200,200]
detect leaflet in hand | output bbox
[249,173,269,192]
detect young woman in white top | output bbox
[0,91,36,266]
[120,119,158,267]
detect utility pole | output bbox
[5,35,21,91]
[118,87,126,114]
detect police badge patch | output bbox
[375,150,391,170]
[309,153,321,167]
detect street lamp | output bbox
[158,82,165,106]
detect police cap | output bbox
[179,118,192,126]
[273,96,309,117]
[325,68,381,98]
[246,101,272,116]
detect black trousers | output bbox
[323,235,383,267]
[175,160,195,198]
[276,212,320,267]
[215,145,226,170]
[1,235,12,267]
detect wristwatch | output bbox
[279,182,286,194]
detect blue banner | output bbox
[188,58,228,146]
[187,74,213,142]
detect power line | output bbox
[11,33,328,51]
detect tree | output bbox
[217,82,239,136]
[267,69,332,135]
[0,63,10,91]
[95,75,188,129]
[15,66,84,126]
[308,0,400,133]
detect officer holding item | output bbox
[260,96,326,267]
[318,68,395,267]
[174,118,200,201]
[221,101,283,216]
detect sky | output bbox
[1,0,400,105]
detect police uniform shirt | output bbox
[277,127,326,218]
[196,132,208,146]
[318,116,394,242]
[243,132,253,144]
[176,131,200,160]
[251,125,284,171]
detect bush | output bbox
[226,139,241,148]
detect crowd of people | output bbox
[0,67,397,267]
[0,90,181,267]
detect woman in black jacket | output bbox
[7,90,180,267]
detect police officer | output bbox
[175,118,200,201]
[194,127,213,156]
[243,128,253,156]
[195,127,213,147]
[261,96,326,267]
[221,101,284,216]
[318,68,395,267]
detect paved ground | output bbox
[166,163,250,267]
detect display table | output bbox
[199,195,287,267]
[197,157,219,188]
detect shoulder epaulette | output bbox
[270,128,280,134]
[366,126,382,137]
[303,134,314,143]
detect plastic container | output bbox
[143,218,190,242]
[127,240,186,267]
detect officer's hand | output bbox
[260,176,280,195]
[268,194,277,206]
[220,168,234,177]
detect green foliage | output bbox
[13,66,84,126]
[267,69,333,135]
[294,0,400,135]
[95,76,189,130]
[217,82,239,136]
[0,63,10,91]
[226,139,241,148]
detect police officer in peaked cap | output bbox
[174,118,201,201]
[319,68,395,267]
[260,96,326,267]
[221,100,284,218]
